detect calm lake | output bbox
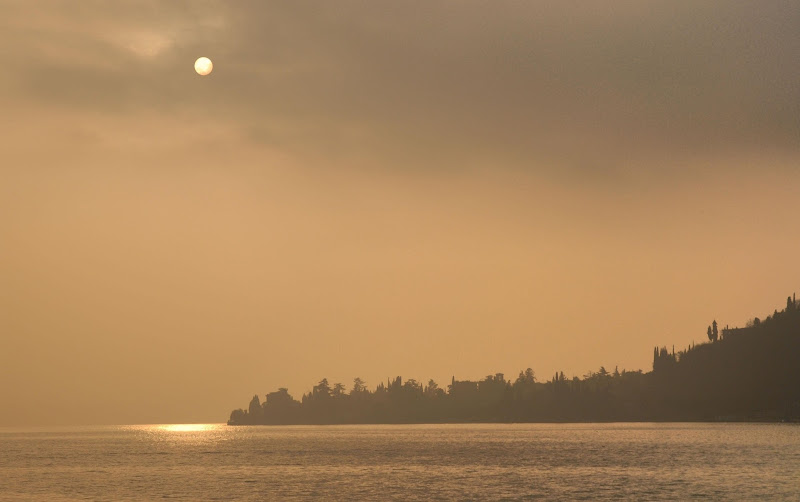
[1,423,798,500]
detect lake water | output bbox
[1,423,798,500]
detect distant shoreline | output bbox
[228,294,800,427]
[227,417,800,426]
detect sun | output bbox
[194,57,213,76]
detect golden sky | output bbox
[1,1,799,425]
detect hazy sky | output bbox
[1,1,799,425]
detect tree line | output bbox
[229,294,800,424]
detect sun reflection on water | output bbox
[157,424,222,433]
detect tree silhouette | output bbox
[228,294,800,425]
[425,379,443,398]
[352,377,367,394]
[524,368,535,383]
[313,378,331,399]
[332,382,346,398]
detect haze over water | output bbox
[2,423,798,500]
[3,1,800,427]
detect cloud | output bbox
[1,0,798,177]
